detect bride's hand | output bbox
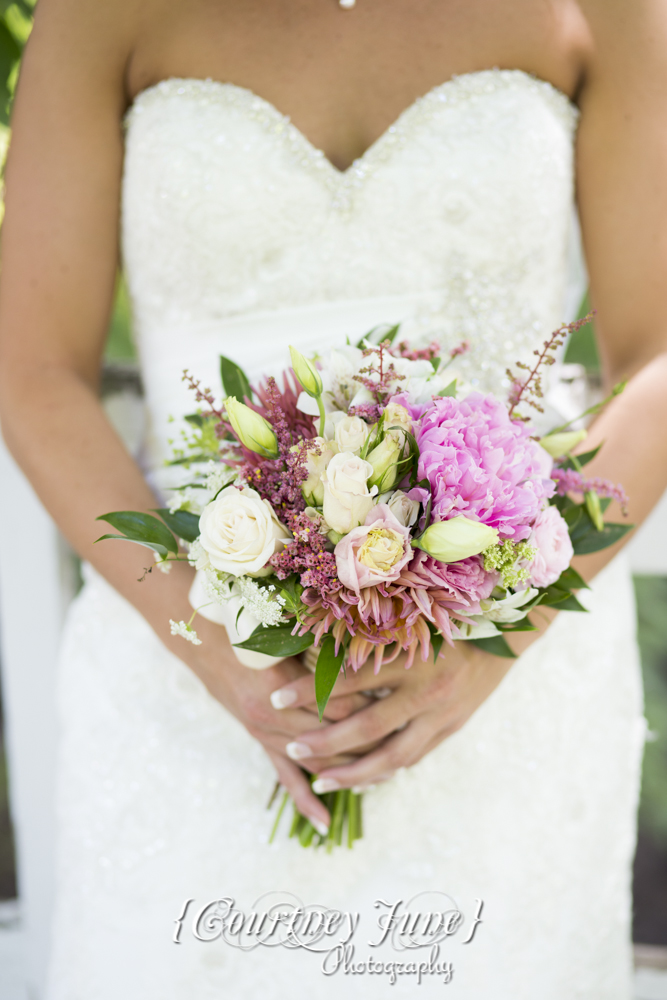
[266,640,522,792]
[182,616,372,828]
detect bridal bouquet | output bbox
[98,319,630,850]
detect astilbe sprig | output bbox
[506,314,594,421]
[552,467,629,514]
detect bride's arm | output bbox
[269,3,667,790]
[0,0,347,831]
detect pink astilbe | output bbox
[552,467,629,514]
[270,512,341,594]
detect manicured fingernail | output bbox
[352,783,376,794]
[312,778,340,793]
[271,688,297,709]
[373,687,393,699]
[286,742,313,761]
[309,817,330,836]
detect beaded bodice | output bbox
[121,70,580,467]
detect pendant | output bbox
[339,0,356,7]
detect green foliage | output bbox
[95,510,178,559]
[469,635,517,659]
[563,293,601,372]
[220,355,252,402]
[315,634,345,720]
[634,576,667,849]
[234,623,314,658]
[153,508,200,543]
[0,0,34,126]
[105,275,136,361]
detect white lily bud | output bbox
[224,397,279,458]
[540,429,588,458]
[289,346,323,398]
[413,516,499,563]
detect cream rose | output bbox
[198,486,291,577]
[381,489,420,528]
[322,452,378,535]
[331,413,368,454]
[301,437,337,505]
[383,402,412,434]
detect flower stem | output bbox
[317,395,327,438]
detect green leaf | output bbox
[167,453,215,466]
[496,618,539,632]
[234,624,314,658]
[154,508,200,543]
[427,621,444,662]
[95,510,178,558]
[572,522,633,555]
[184,413,205,427]
[356,323,401,349]
[469,635,517,659]
[220,355,253,402]
[539,585,573,607]
[561,445,602,470]
[315,635,345,721]
[555,566,590,591]
[438,379,458,397]
[554,593,588,613]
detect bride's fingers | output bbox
[320,692,374,721]
[285,693,411,760]
[264,749,331,834]
[311,717,437,791]
[256,728,357,770]
[270,669,397,712]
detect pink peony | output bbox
[334,505,412,595]
[414,393,555,541]
[526,505,574,588]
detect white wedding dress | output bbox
[47,70,646,999]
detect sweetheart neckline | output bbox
[125,68,579,180]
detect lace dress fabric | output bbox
[46,70,645,998]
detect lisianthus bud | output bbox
[367,435,403,493]
[225,397,279,458]
[413,516,499,563]
[540,429,588,458]
[289,346,323,398]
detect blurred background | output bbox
[0,3,666,997]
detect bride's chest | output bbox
[122,72,577,300]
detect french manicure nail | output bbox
[351,783,377,794]
[271,688,297,710]
[312,778,340,794]
[309,817,330,836]
[286,742,313,761]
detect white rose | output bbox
[301,437,337,505]
[322,452,378,535]
[198,486,291,577]
[329,413,369,454]
[383,402,412,434]
[380,489,420,528]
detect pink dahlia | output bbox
[414,393,555,541]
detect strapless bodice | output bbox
[121,70,581,470]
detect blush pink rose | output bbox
[526,505,574,588]
[334,504,412,594]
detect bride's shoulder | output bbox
[577,0,667,74]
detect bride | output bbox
[1,0,667,996]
